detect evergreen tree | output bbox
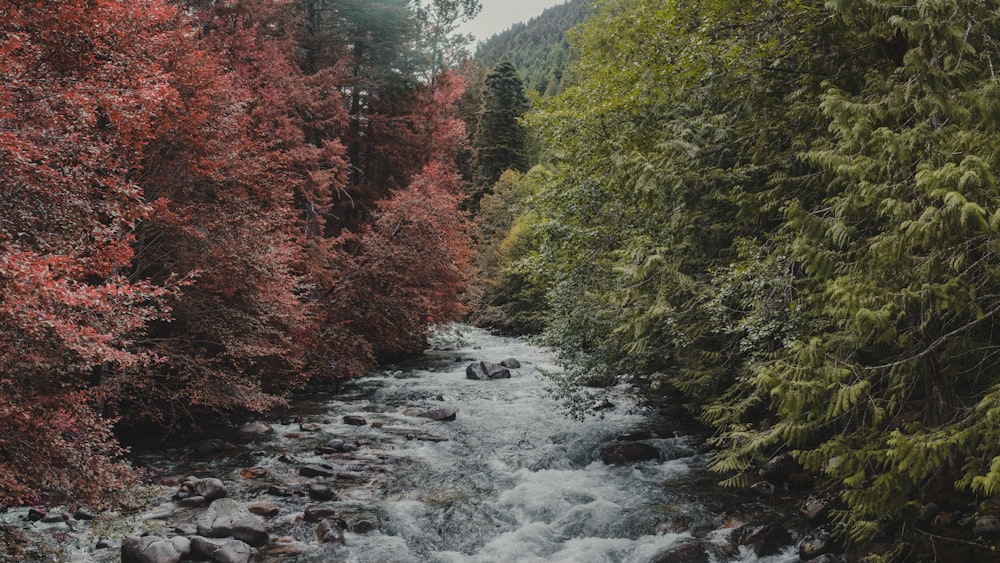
[468,60,530,211]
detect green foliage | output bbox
[476,0,1000,549]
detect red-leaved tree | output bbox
[0,0,181,506]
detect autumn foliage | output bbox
[0,0,471,507]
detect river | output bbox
[5,325,801,562]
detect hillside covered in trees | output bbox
[471,0,1000,557]
[473,0,587,96]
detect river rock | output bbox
[316,439,356,454]
[342,415,367,426]
[190,536,258,563]
[300,422,323,432]
[169,536,191,558]
[299,464,337,478]
[732,521,792,557]
[246,502,281,517]
[648,541,709,563]
[238,420,273,435]
[344,511,379,533]
[121,535,182,563]
[304,501,340,522]
[316,518,346,544]
[73,508,95,521]
[798,527,838,560]
[974,515,1000,538]
[759,452,801,487]
[195,477,228,501]
[416,407,457,422]
[801,495,836,523]
[309,484,337,501]
[239,467,268,479]
[27,508,45,522]
[499,358,521,369]
[465,361,511,380]
[196,498,269,548]
[600,442,660,464]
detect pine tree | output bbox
[468,60,530,211]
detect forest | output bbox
[1,0,476,508]
[5,0,1000,559]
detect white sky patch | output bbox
[457,0,570,42]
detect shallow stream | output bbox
[4,325,801,562]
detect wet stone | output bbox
[732,521,793,558]
[649,541,710,563]
[196,498,269,548]
[798,527,838,560]
[344,512,378,533]
[27,508,46,522]
[238,420,273,435]
[499,358,521,369]
[246,501,281,517]
[316,518,346,544]
[300,464,337,478]
[239,467,269,479]
[73,508,95,521]
[277,453,304,464]
[343,415,367,426]
[121,535,182,563]
[304,501,340,522]
[416,407,457,422]
[315,440,356,454]
[194,477,228,501]
[309,484,337,501]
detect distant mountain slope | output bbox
[474,0,589,96]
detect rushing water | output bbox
[282,326,798,563]
[4,325,801,562]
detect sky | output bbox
[457,0,569,42]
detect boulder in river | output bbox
[238,420,273,435]
[732,521,792,558]
[499,358,521,369]
[194,477,228,501]
[465,361,511,380]
[416,407,457,422]
[342,415,367,426]
[316,518,346,544]
[196,498,269,548]
[190,536,258,563]
[798,527,839,560]
[599,442,660,464]
[759,451,801,487]
[308,484,337,501]
[304,501,340,522]
[121,535,182,563]
[299,464,337,478]
[648,541,710,563]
